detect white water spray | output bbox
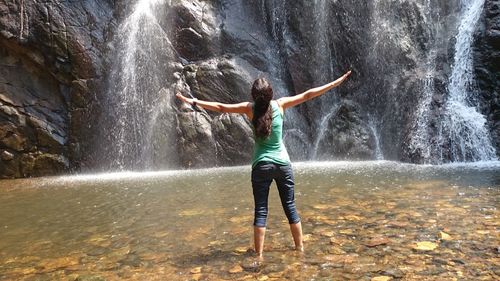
[368,118,384,160]
[103,0,176,170]
[410,54,436,163]
[312,105,340,159]
[439,0,496,162]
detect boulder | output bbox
[212,114,253,165]
[177,111,217,168]
[315,101,375,160]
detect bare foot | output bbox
[241,255,264,272]
[295,244,304,252]
[256,253,264,263]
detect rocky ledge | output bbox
[0,1,115,178]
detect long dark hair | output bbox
[251,78,273,139]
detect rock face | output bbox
[0,1,116,178]
[0,0,498,178]
[474,0,500,158]
[315,102,376,160]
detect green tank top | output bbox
[252,100,291,167]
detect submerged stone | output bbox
[365,236,390,247]
[190,267,202,274]
[75,275,106,281]
[439,231,452,241]
[371,276,392,281]
[412,241,439,251]
[229,264,243,273]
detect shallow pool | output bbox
[0,161,499,280]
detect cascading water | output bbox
[410,65,435,162]
[309,0,343,160]
[438,0,497,162]
[312,0,334,86]
[407,0,438,163]
[370,0,496,164]
[368,118,384,160]
[311,105,340,160]
[100,0,177,170]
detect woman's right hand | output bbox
[176,93,192,104]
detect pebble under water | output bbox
[0,161,498,281]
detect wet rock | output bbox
[179,209,205,217]
[86,246,108,257]
[228,264,243,273]
[303,234,313,242]
[241,260,262,273]
[439,231,452,241]
[212,114,253,166]
[74,275,106,281]
[233,246,250,254]
[30,153,69,177]
[119,253,141,268]
[169,0,219,61]
[371,276,392,281]
[474,0,500,157]
[380,268,404,278]
[315,101,376,160]
[0,0,115,178]
[1,150,14,161]
[176,28,209,60]
[365,236,390,247]
[190,57,259,104]
[36,255,81,273]
[324,254,358,264]
[177,112,216,168]
[412,241,438,251]
[328,246,346,255]
[418,266,446,276]
[0,125,26,151]
[190,267,202,274]
[70,80,91,110]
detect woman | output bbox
[176,70,351,260]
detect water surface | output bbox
[0,161,499,280]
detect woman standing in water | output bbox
[176,70,351,260]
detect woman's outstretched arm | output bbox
[176,93,252,116]
[277,70,351,110]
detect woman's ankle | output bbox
[255,253,264,262]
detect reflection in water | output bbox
[0,161,499,280]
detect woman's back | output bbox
[252,101,290,167]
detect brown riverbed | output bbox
[0,161,499,280]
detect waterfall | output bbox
[368,118,384,160]
[438,0,497,162]
[101,0,176,170]
[410,64,435,162]
[97,0,496,171]
[313,0,334,85]
[311,105,340,159]
[407,0,439,164]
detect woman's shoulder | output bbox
[272,100,284,115]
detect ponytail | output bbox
[251,78,274,139]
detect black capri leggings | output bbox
[251,162,301,227]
